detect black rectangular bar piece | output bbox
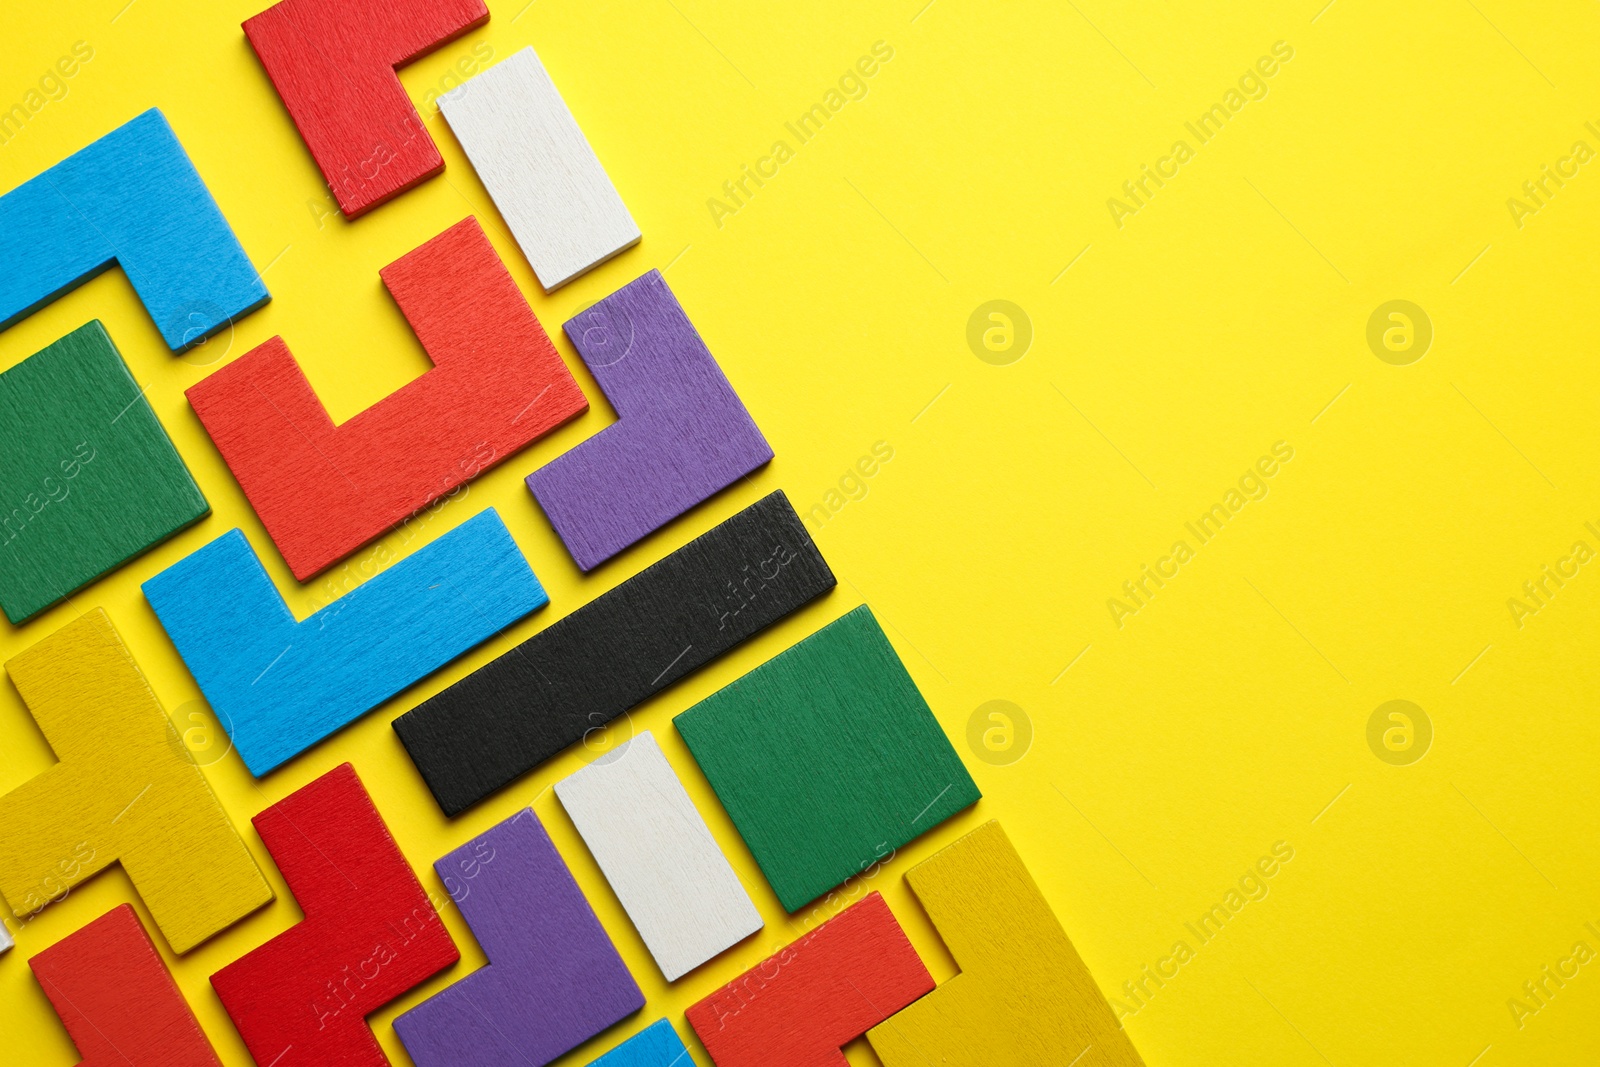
[394,491,837,815]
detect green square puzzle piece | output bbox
[675,604,981,912]
[0,321,208,623]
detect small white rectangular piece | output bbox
[555,731,762,981]
[0,919,12,953]
[439,46,641,292]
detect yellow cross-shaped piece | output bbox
[0,608,271,952]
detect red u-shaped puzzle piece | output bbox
[210,763,459,1067]
[30,905,223,1067]
[244,0,489,217]
[187,216,587,579]
[685,892,934,1067]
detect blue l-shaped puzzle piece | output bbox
[143,508,547,776]
[0,108,268,351]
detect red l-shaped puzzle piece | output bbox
[686,893,934,1067]
[30,905,223,1067]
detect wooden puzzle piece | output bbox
[186,216,587,580]
[527,271,773,571]
[438,46,639,291]
[143,508,547,776]
[0,610,272,953]
[394,490,836,816]
[29,904,223,1067]
[866,821,1146,1067]
[674,605,979,912]
[244,0,489,217]
[0,321,209,624]
[0,919,11,953]
[556,731,762,980]
[586,1020,691,1067]
[685,892,932,1067]
[0,109,268,351]
[393,807,643,1067]
[211,763,459,1067]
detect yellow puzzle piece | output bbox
[0,608,272,952]
[868,820,1144,1067]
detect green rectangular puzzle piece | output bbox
[0,321,209,623]
[674,604,981,912]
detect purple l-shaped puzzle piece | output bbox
[526,269,774,571]
[393,809,644,1067]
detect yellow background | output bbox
[3,1,1599,1064]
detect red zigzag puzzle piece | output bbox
[187,216,587,579]
[685,892,934,1067]
[30,905,223,1067]
[244,0,489,217]
[211,763,459,1067]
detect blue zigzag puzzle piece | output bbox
[0,108,268,351]
[143,508,546,776]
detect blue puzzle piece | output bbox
[587,1021,691,1066]
[0,109,268,352]
[143,508,546,776]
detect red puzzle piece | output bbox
[685,893,933,1067]
[244,0,489,217]
[30,905,223,1067]
[187,216,587,579]
[211,764,459,1067]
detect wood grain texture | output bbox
[393,490,836,817]
[0,321,209,624]
[29,904,223,1067]
[186,216,587,580]
[866,820,1146,1067]
[555,731,762,981]
[243,0,489,217]
[438,46,639,291]
[674,604,979,912]
[211,763,459,1067]
[585,1019,690,1067]
[142,508,546,776]
[684,892,932,1067]
[527,270,773,571]
[0,109,268,351]
[0,610,272,954]
[393,808,643,1067]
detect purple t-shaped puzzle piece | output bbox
[393,809,644,1067]
[526,269,774,571]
